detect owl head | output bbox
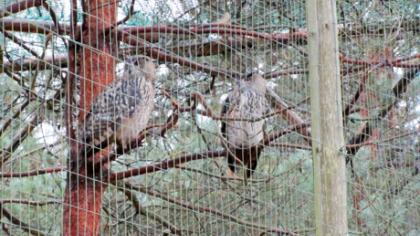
[124,56,156,80]
[244,72,266,94]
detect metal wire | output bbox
[0,0,419,235]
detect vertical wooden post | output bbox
[306,0,348,235]
[63,0,116,235]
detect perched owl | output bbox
[78,56,156,156]
[221,73,268,178]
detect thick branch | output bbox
[266,88,311,144]
[262,123,311,146]
[3,56,67,72]
[106,120,308,182]
[2,17,419,42]
[0,199,61,206]
[117,30,241,78]
[108,150,225,182]
[340,54,420,69]
[0,167,64,178]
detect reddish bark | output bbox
[63,0,117,235]
[63,182,104,235]
[78,2,117,120]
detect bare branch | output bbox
[108,150,225,182]
[118,184,183,235]
[346,68,420,160]
[0,204,46,236]
[0,167,65,178]
[0,29,40,58]
[115,0,136,26]
[267,142,312,150]
[340,54,420,69]
[0,113,41,167]
[123,182,298,235]
[0,199,61,206]
[344,72,368,117]
[266,88,311,144]
[175,166,270,182]
[0,0,43,18]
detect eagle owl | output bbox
[78,56,156,155]
[221,73,268,178]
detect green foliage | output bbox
[0,0,419,235]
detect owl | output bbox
[78,56,156,156]
[221,73,268,178]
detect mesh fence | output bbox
[0,0,419,235]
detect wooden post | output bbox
[306,0,348,235]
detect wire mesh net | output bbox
[0,0,419,235]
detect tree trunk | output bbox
[306,0,348,235]
[63,0,117,235]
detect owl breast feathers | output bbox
[221,74,268,178]
[78,56,156,154]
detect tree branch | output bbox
[346,68,419,160]
[0,0,43,18]
[266,88,312,144]
[122,182,298,235]
[0,199,61,206]
[108,150,225,182]
[0,204,46,236]
[0,167,64,178]
[118,182,183,235]
[343,72,369,117]
[340,54,420,69]
[0,100,30,137]
[0,28,41,58]
[0,113,41,167]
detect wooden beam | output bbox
[306,0,348,235]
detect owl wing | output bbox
[221,86,245,140]
[78,77,147,151]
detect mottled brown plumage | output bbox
[78,56,156,155]
[221,73,268,178]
